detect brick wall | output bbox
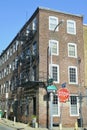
[38,8,85,127]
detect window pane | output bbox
[49,16,58,31]
[52,66,58,81]
[69,68,76,83]
[68,22,74,33]
[50,64,59,83]
[67,20,76,34]
[53,95,59,115]
[33,17,37,30]
[69,44,75,56]
[52,42,57,54]
[70,96,78,115]
[49,40,58,55]
[71,105,78,115]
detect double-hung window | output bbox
[32,17,37,30]
[49,40,59,55]
[49,64,59,83]
[49,16,58,31]
[68,66,78,84]
[70,95,79,116]
[52,95,60,116]
[68,43,77,58]
[67,20,76,35]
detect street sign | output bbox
[47,85,57,93]
[57,88,70,102]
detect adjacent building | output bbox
[83,24,87,87]
[0,7,86,128]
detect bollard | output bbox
[14,116,16,125]
[74,121,78,130]
[35,122,38,128]
[59,123,62,130]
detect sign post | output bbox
[47,85,57,130]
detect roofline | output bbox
[38,6,83,18]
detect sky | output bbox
[0,0,87,53]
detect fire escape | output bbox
[10,27,46,102]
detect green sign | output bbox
[47,85,57,93]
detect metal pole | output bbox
[49,92,53,130]
[79,93,83,130]
[59,103,63,130]
[78,57,83,130]
[50,46,52,79]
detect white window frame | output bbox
[32,17,37,30]
[7,50,10,59]
[68,66,78,84]
[49,40,59,55]
[9,64,12,73]
[49,16,58,31]
[68,43,77,58]
[49,64,59,83]
[16,40,19,51]
[70,95,79,116]
[67,20,76,35]
[10,47,13,56]
[32,41,37,55]
[52,95,60,116]
[13,43,16,53]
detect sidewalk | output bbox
[0,118,84,130]
[0,118,47,130]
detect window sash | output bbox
[52,95,60,116]
[49,16,58,31]
[69,66,78,84]
[68,43,77,58]
[49,64,59,83]
[67,20,76,34]
[49,40,58,55]
[32,17,37,30]
[70,96,79,116]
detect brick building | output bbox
[0,7,86,128]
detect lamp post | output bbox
[47,20,64,130]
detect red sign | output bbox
[57,88,70,102]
